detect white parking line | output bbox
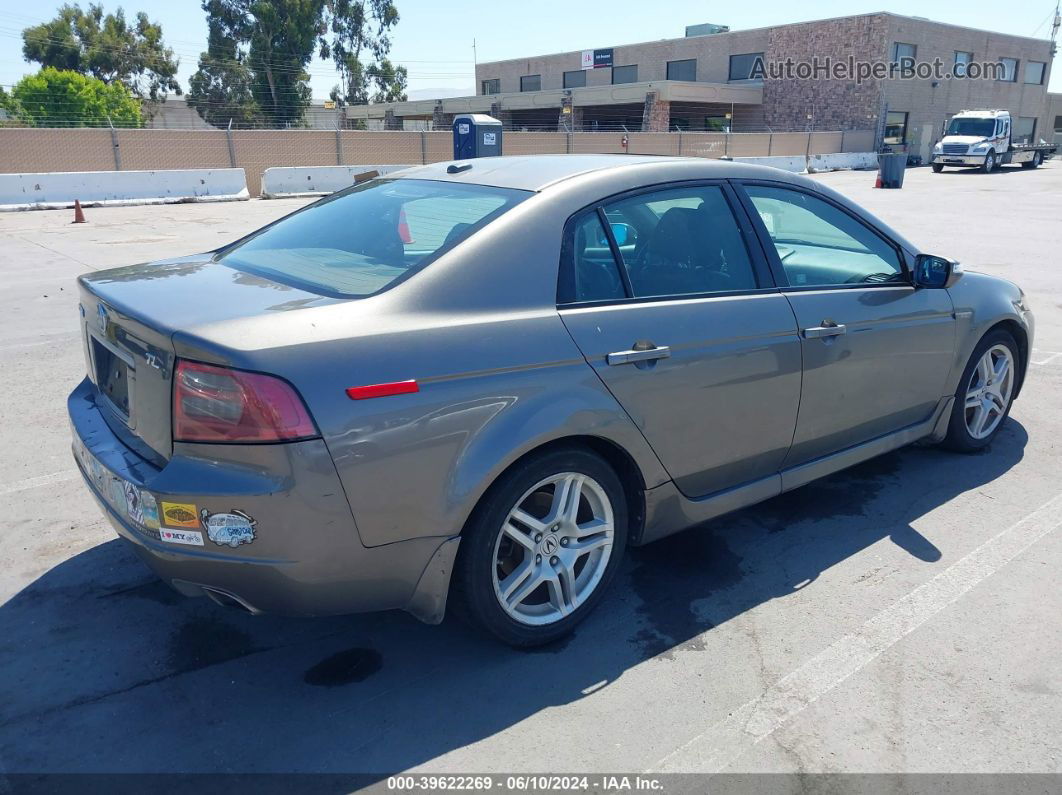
[1030,351,1062,366]
[647,491,1062,774]
[0,469,80,496]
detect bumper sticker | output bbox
[141,492,161,530]
[160,528,205,546]
[162,501,200,528]
[108,476,126,510]
[123,482,144,525]
[201,509,257,548]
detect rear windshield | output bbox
[218,179,530,297]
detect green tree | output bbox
[366,57,406,103]
[0,85,22,125]
[9,67,142,127]
[21,3,180,103]
[188,0,325,127]
[246,0,326,126]
[325,0,405,106]
[186,0,262,127]
[189,0,407,128]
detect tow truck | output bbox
[931,109,1056,173]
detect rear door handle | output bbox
[607,346,671,366]
[803,322,847,339]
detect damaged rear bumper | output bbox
[69,377,458,623]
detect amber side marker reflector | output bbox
[346,380,419,400]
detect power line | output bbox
[0,24,474,82]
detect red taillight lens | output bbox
[173,360,317,443]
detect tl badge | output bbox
[201,509,257,548]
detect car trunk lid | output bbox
[77,254,338,461]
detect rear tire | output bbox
[1022,152,1042,169]
[453,446,628,647]
[931,163,944,173]
[941,329,1019,453]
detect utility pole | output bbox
[1052,1,1061,55]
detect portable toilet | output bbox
[452,114,503,159]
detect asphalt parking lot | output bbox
[1,162,1060,782]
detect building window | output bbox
[563,70,586,89]
[1024,61,1046,85]
[612,64,638,84]
[481,78,500,95]
[1055,115,1062,132]
[884,111,908,145]
[729,52,764,81]
[891,42,916,65]
[666,59,697,81]
[519,75,541,92]
[953,51,972,78]
[1014,117,1037,144]
[998,58,1018,82]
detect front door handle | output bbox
[607,345,671,366]
[803,321,847,339]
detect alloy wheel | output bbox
[964,344,1014,440]
[491,472,614,626]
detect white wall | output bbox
[260,165,416,198]
[0,168,248,210]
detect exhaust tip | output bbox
[200,586,261,615]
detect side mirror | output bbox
[913,254,963,289]
[610,222,636,246]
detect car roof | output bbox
[392,154,808,192]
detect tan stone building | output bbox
[345,12,1057,162]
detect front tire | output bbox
[453,447,628,647]
[931,163,944,173]
[980,151,996,173]
[941,330,1018,453]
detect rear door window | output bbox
[568,213,627,302]
[609,185,759,298]
[560,184,760,303]
[220,179,530,297]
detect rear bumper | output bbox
[69,378,457,622]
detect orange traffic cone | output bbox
[397,207,413,244]
[873,174,883,189]
[72,200,86,224]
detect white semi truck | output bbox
[931,109,1056,173]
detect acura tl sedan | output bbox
[69,155,1033,647]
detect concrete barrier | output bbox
[806,152,878,173]
[261,165,416,198]
[0,168,249,211]
[731,155,808,174]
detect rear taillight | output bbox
[173,360,317,443]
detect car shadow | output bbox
[0,420,1027,780]
[942,165,1029,176]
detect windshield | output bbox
[946,118,995,137]
[219,179,530,297]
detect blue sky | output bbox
[0,0,1058,97]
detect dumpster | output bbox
[453,114,503,159]
[877,152,907,189]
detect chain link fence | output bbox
[0,127,876,196]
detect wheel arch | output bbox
[458,434,649,545]
[987,318,1029,398]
